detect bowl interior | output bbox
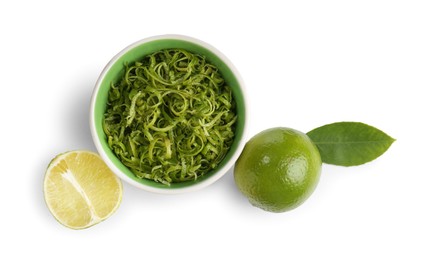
[93,38,246,190]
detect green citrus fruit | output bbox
[44,151,122,229]
[234,127,322,213]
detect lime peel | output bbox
[103,49,237,185]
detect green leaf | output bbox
[307,122,395,166]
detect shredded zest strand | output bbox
[103,49,237,185]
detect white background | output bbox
[1,0,421,259]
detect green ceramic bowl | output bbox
[90,35,248,194]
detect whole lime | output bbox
[234,127,322,212]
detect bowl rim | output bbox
[89,34,249,194]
